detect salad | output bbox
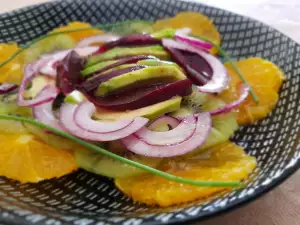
[0,12,285,207]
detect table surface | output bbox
[1,1,300,225]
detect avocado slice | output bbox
[151,28,176,39]
[64,90,86,104]
[81,60,118,77]
[95,66,186,96]
[93,96,181,121]
[23,76,55,99]
[85,45,169,67]
[137,59,180,69]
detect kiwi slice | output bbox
[24,124,80,151]
[24,34,76,63]
[0,90,32,118]
[75,146,162,178]
[171,93,238,156]
[104,21,153,35]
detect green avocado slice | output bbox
[81,60,118,77]
[95,66,186,96]
[64,90,86,104]
[137,59,180,69]
[93,96,182,121]
[85,45,169,67]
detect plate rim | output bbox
[0,0,299,224]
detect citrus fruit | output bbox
[0,43,24,84]
[152,12,221,54]
[115,142,256,207]
[51,22,104,43]
[220,58,285,125]
[0,133,78,183]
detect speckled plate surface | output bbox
[0,0,299,224]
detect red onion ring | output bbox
[210,84,250,115]
[17,59,57,107]
[148,116,180,130]
[76,34,120,48]
[135,115,196,145]
[60,103,149,141]
[0,83,18,94]
[32,86,64,131]
[122,112,212,157]
[74,101,134,133]
[175,33,213,50]
[175,28,192,36]
[40,47,99,77]
[162,39,229,93]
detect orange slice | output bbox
[51,22,104,42]
[152,12,221,54]
[219,58,285,125]
[0,43,24,84]
[0,133,78,183]
[115,142,256,207]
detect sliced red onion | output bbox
[60,103,148,141]
[210,84,250,115]
[17,59,56,107]
[135,115,196,145]
[32,86,64,131]
[102,34,161,51]
[162,39,228,93]
[76,34,120,48]
[40,47,99,77]
[75,46,100,57]
[175,28,192,36]
[0,83,18,94]
[74,101,134,133]
[175,33,213,51]
[148,116,180,130]
[40,50,70,77]
[122,112,212,157]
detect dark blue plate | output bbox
[0,0,299,224]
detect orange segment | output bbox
[153,12,221,54]
[0,133,78,183]
[115,142,256,207]
[51,22,104,43]
[0,43,24,84]
[219,58,284,125]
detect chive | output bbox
[0,114,241,187]
[192,35,259,104]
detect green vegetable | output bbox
[137,59,180,68]
[95,65,186,96]
[0,20,258,103]
[0,114,241,187]
[24,35,76,63]
[105,20,153,35]
[81,60,118,77]
[75,148,162,178]
[151,28,176,39]
[86,45,169,67]
[64,90,86,104]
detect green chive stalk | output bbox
[0,114,241,188]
